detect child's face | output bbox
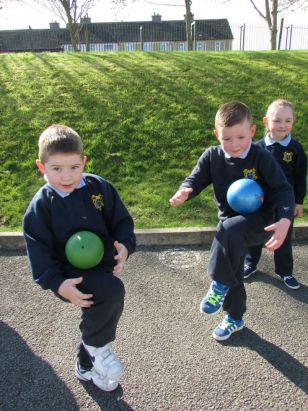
[36,152,87,193]
[264,106,294,141]
[214,120,256,158]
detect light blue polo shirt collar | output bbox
[45,174,86,198]
[222,141,252,159]
[264,133,291,147]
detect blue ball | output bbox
[227,179,264,214]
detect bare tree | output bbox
[37,0,95,50]
[184,0,193,50]
[0,0,22,10]
[248,0,307,49]
[37,0,125,51]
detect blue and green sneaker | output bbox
[213,315,244,341]
[200,281,229,315]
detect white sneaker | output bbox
[82,342,124,381]
[75,362,118,392]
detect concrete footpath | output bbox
[0,230,307,410]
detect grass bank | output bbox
[0,51,307,230]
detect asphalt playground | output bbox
[1,240,307,410]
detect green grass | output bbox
[0,51,308,230]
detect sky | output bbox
[0,0,307,30]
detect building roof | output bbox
[78,19,233,43]
[0,18,233,52]
[0,28,63,52]
[194,19,234,41]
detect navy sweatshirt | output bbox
[23,173,136,293]
[180,144,295,222]
[257,138,307,205]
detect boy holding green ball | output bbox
[23,124,136,391]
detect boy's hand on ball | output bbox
[264,218,291,251]
[169,187,193,206]
[58,277,94,307]
[113,241,128,277]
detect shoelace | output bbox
[221,319,236,330]
[207,290,223,305]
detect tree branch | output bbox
[142,0,184,6]
[248,0,267,20]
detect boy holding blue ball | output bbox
[23,124,136,391]
[170,101,294,341]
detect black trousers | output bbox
[208,212,273,320]
[245,218,294,277]
[75,267,125,348]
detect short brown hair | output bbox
[38,124,83,163]
[215,101,253,128]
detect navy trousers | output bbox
[245,219,294,277]
[208,212,273,320]
[74,267,125,348]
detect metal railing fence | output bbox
[229,24,308,51]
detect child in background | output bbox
[23,125,136,391]
[170,101,294,341]
[244,99,307,289]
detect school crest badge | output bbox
[243,168,257,180]
[92,194,104,210]
[283,152,293,163]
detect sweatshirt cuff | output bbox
[276,206,294,222]
[48,275,66,293]
[36,269,66,293]
[120,239,136,257]
[179,184,194,201]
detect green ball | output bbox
[65,231,104,269]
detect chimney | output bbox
[152,13,162,22]
[81,15,91,25]
[49,21,60,30]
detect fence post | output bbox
[278,17,284,50]
[240,25,242,50]
[191,21,196,50]
[242,23,246,51]
[285,26,289,50]
[289,24,293,50]
[239,24,246,51]
[28,25,33,51]
[140,25,143,51]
